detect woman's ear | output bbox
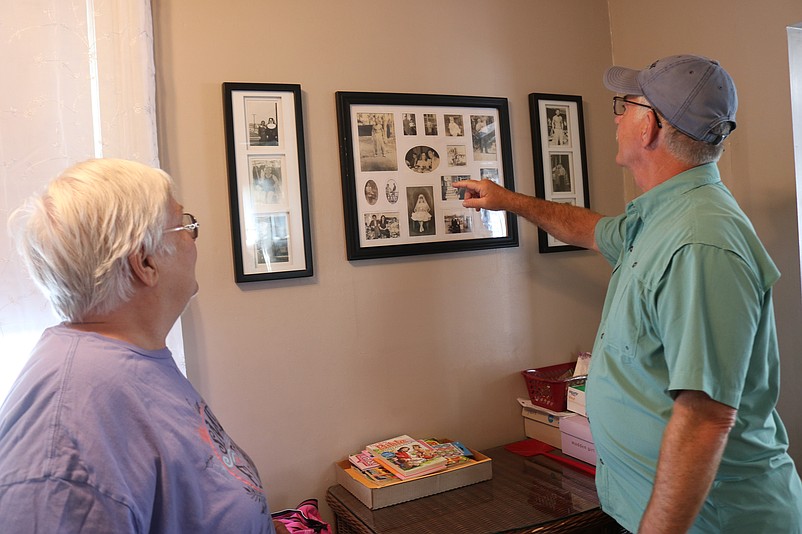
[128,248,159,287]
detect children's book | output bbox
[365,435,448,480]
[361,465,398,483]
[427,441,474,467]
[349,450,380,471]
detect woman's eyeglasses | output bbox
[164,213,199,240]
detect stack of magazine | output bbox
[349,435,475,482]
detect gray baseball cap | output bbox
[604,55,737,145]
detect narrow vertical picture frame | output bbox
[529,93,590,253]
[335,91,519,260]
[223,83,313,282]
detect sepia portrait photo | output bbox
[550,153,573,193]
[364,212,401,240]
[546,105,571,147]
[441,175,471,201]
[405,146,440,174]
[356,112,398,172]
[249,157,285,209]
[245,97,280,147]
[445,211,473,234]
[445,114,464,136]
[447,145,467,167]
[402,113,418,135]
[407,186,436,236]
[254,213,290,266]
[470,114,496,160]
[385,178,399,204]
[364,179,379,205]
[423,113,438,135]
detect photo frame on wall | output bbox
[336,91,519,261]
[223,83,313,282]
[529,93,590,253]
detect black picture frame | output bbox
[223,82,313,282]
[529,93,591,253]
[336,91,519,261]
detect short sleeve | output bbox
[595,214,627,266]
[657,244,764,408]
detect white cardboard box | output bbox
[521,403,577,448]
[334,449,492,509]
[523,418,563,448]
[559,414,597,465]
[567,385,587,416]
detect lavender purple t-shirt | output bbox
[0,325,275,533]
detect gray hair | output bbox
[631,96,725,165]
[9,159,175,321]
[659,118,725,165]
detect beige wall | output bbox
[153,0,802,519]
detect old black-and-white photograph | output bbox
[385,178,399,204]
[550,153,573,193]
[445,212,473,234]
[250,157,285,209]
[405,146,440,173]
[245,97,280,147]
[423,114,438,135]
[407,186,435,236]
[470,114,496,160]
[402,113,418,135]
[445,114,464,136]
[447,145,467,167]
[546,105,570,147]
[480,167,500,184]
[254,213,289,265]
[356,112,398,172]
[441,175,471,201]
[364,213,401,240]
[364,179,379,205]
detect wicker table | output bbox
[326,446,624,533]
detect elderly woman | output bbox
[0,159,285,533]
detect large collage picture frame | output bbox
[336,92,519,260]
[529,93,590,253]
[222,83,314,282]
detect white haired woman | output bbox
[0,159,286,533]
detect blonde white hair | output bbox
[9,159,175,321]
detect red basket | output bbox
[521,362,587,412]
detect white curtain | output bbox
[0,0,184,402]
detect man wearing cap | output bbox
[454,55,802,533]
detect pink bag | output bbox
[271,498,332,534]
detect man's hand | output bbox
[453,179,512,212]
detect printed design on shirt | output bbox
[198,402,267,513]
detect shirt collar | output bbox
[628,162,722,221]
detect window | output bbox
[0,0,184,404]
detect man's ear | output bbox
[642,113,661,147]
[129,248,159,287]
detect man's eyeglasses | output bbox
[612,96,662,129]
[164,213,199,240]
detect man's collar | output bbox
[629,162,721,219]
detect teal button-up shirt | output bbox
[588,163,802,532]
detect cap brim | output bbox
[604,66,642,95]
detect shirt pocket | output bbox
[599,267,643,365]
